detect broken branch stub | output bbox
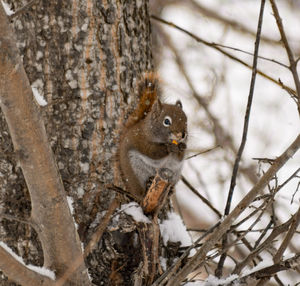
[142,172,172,214]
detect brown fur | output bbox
[118,72,187,203]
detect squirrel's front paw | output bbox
[178,142,187,151]
[167,142,186,153]
[167,143,179,153]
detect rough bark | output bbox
[0,3,90,285]
[0,0,155,285]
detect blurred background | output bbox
[150,0,300,284]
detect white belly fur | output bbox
[128,150,183,189]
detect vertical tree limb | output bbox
[217,0,266,276]
[0,4,90,285]
[270,0,300,112]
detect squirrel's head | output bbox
[145,99,187,144]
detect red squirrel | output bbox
[118,73,187,203]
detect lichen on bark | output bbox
[0,0,156,285]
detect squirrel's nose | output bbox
[174,131,186,141]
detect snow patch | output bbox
[0,241,55,280]
[67,196,78,230]
[159,212,192,247]
[67,196,75,215]
[1,1,14,16]
[120,202,150,223]
[0,241,24,265]
[159,256,167,271]
[32,87,47,106]
[185,274,239,285]
[26,264,55,280]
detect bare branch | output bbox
[211,42,288,69]
[54,196,120,286]
[270,0,300,112]
[217,0,266,276]
[151,15,296,97]
[229,253,300,285]
[166,133,300,286]
[273,206,300,263]
[0,4,90,284]
[0,245,53,286]
[185,0,279,46]
[181,176,221,218]
[233,213,295,274]
[185,145,219,160]
[0,213,36,229]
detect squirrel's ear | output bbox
[176,100,182,109]
[151,99,162,117]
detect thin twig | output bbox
[217,0,266,277]
[273,206,300,263]
[277,168,300,190]
[233,213,295,275]
[157,26,260,189]
[185,145,219,160]
[0,213,33,227]
[212,42,288,68]
[270,0,300,112]
[166,134,300,286]
[291,181,300,204]
[253,219,273,249]
[181,176,221,218]
[186,0,279,46]
[229,253,300,285]
[224,0,265,224]
[151,14,296,97]
[230,196,271,230]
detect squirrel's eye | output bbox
[163,116,172,127]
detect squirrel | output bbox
[118,73,188,203]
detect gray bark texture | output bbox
[0,0,179,285]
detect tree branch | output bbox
[151,15,296,98]
[230,253,300,285]
[181,176,221,218]
[233,214,294,275]
[270,0,300,112]
[0,245,53,286]
[166,133,300,286]
[0,4,90,285]
[217,0,266,276]
[185,0,279,46]
[54,196,120,286]
[274,206,300,263]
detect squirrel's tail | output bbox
[126,72,160,127]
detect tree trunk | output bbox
[0,0,155,285]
